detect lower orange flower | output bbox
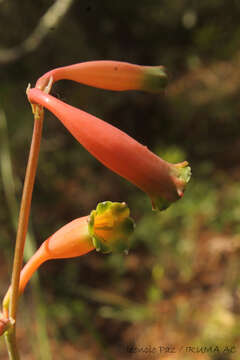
[2,202,134,316]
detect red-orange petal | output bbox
[28,88,190,210]
[36,61,168,93]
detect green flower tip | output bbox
[180,165,191,185]
[174,161,192,186]
[88,201,135,254]
[152,161,191,211]
[142,66,168,93]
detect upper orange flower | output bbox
[36,60,168,93]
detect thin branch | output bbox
[2,78,53,359]
[0,105,52,360]
[8,107,44,321]
[0,0,74,64]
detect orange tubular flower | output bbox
[36,60,168,93]
[2,202,134,314]
[27,88,191,210]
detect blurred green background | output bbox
[1,0,240,359]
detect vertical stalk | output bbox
[2,79,53,359]
[4,328,20,360]
[10,108,44,319]
[4,107,44,359]
[0,105,52,359]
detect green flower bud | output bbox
[88,201,135,254]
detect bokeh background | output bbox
[1,0,240,359]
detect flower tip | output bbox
[151,162,191,211]
[176,163,192,185]
[88,201,135,253]
[172,162,191,202]
[142,66,168,93]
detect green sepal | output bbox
[142,66,168,93]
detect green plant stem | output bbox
[5,107,44,359]
[10,109,43,318]
[0,105,52,360]
[4,328,20,360]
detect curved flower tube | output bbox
[2,202,134,315]
[36,60,168,93]
[27,88,191,210]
